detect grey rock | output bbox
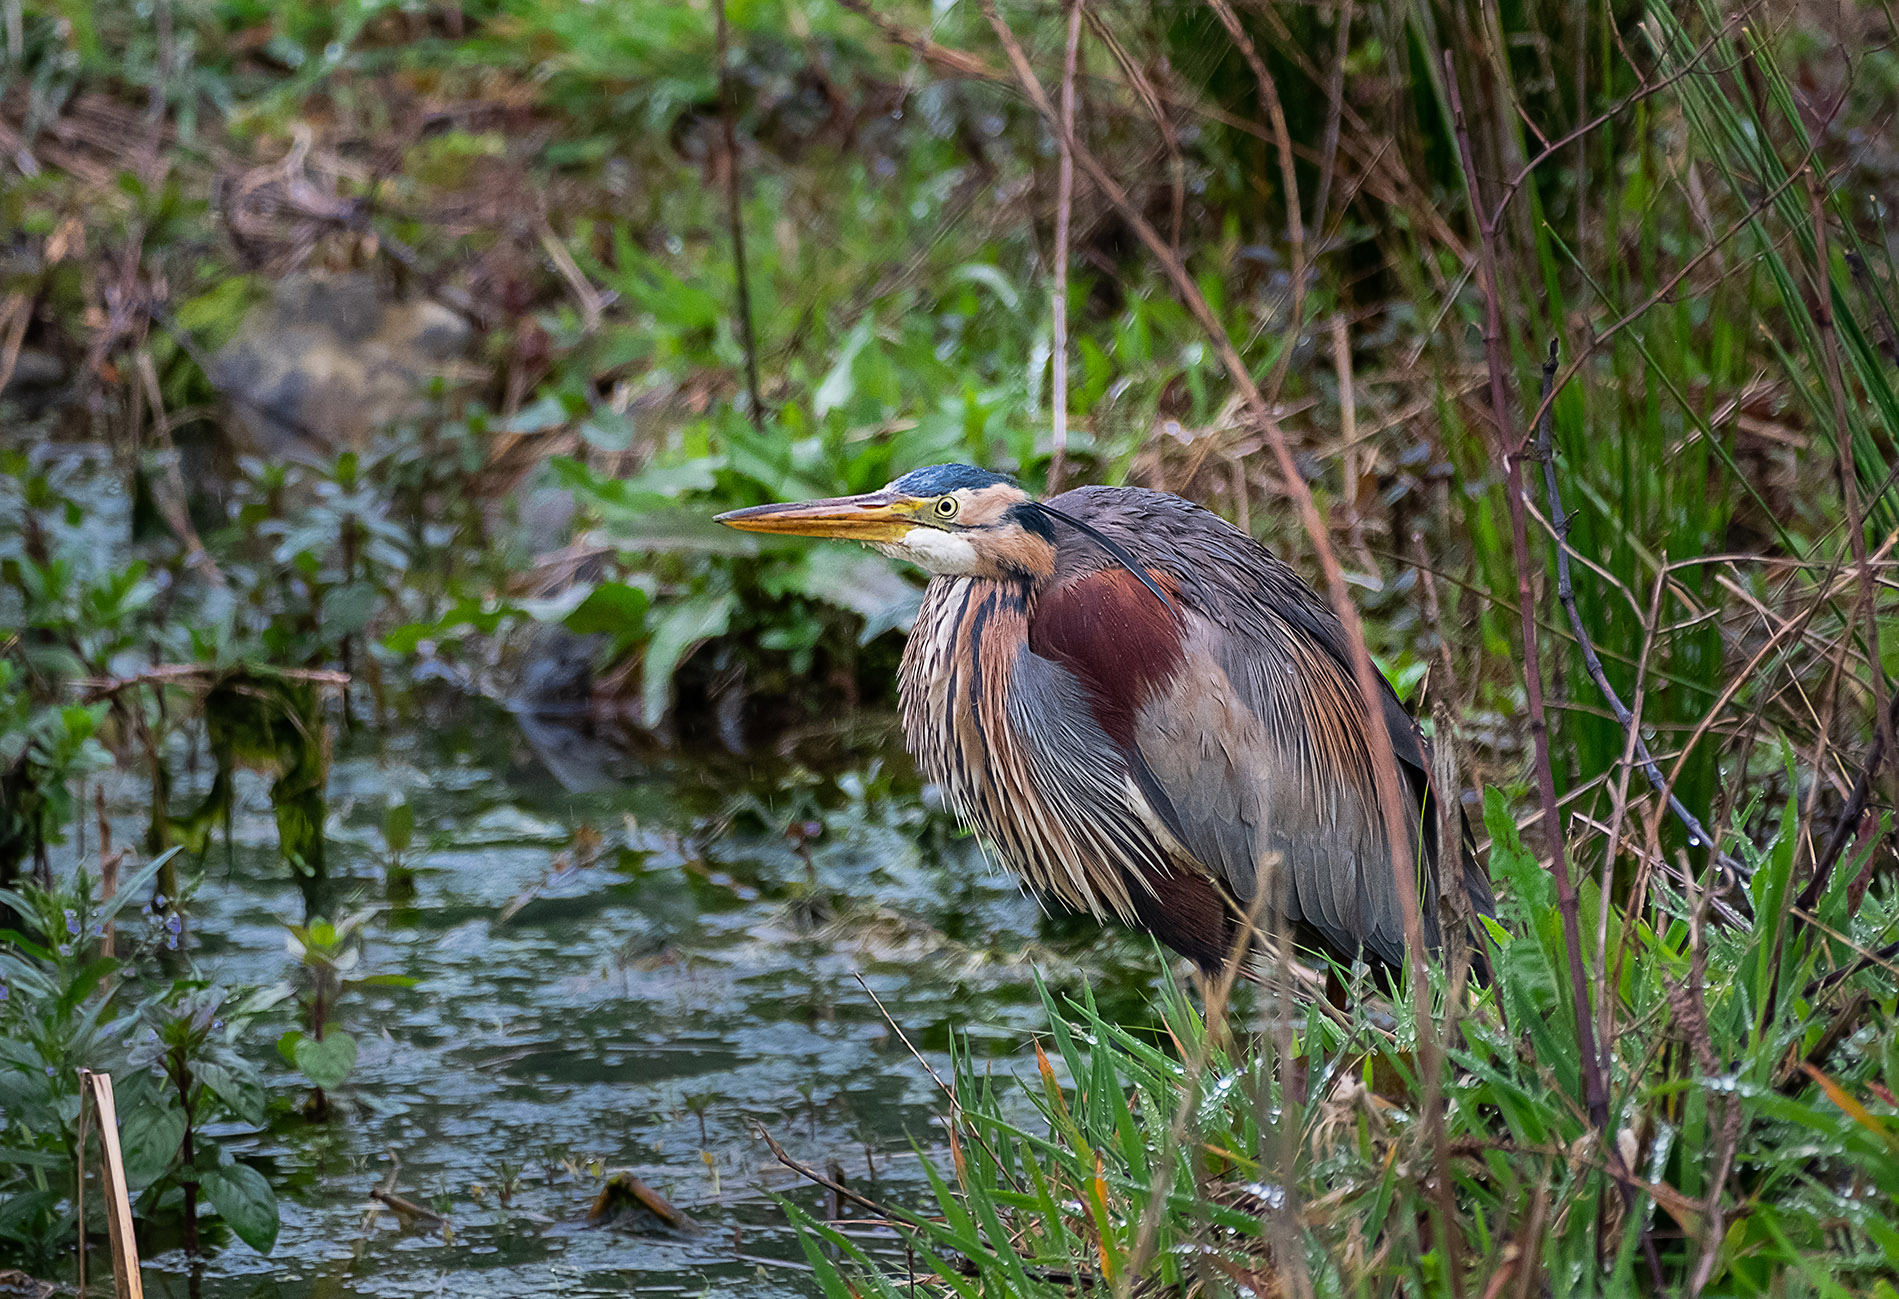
[211,272,475,455]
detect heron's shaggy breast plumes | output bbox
[899,577,1179,920]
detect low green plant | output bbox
[0,852,287,1263]
[125,983,281,1257]
[0,857,166,1264]
[791,787,1899,1294]
[0,661,112,894]
[279,908,414,1119]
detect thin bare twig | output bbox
[1806,936,1899,995]
[1080,8,1184,251]
[715,0,765,430]
[369,1189,450,1225]
[1048,0,1080,494]
[1522,140,1825,449]
[1202,0,1305,403]
[1534,341,1751,885]
[753,1122,920,1224]
[1845,250,1899,366]
[1330,314,1373,568]
[1794,689,1899,913]
[0,291,28,395]
[76,664,349,701]
[1443,50,1607,1135]
[1809,182,1893,811]
[1309,0,1353,239]
[1486,9,1752,235]
[135,350,228,589]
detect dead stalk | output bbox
[135,350,227,589]
[1603,572,1669,1044]
[1080,8,1184,251]
[1794,691,1899,913]
[1330,314,1372,568]
[1808,182,1893,800]
[1202,0,1305,401]
[1309,0,1353,238]
[1442,53,1607,1135]
[1048,0,1081,494]
[0,292,27,395]
[715,0,765,431]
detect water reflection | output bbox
[140,697,1171,1297]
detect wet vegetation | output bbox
[3,0,1899,1294]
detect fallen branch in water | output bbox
[751,1121,920,1226]
[369,1189,449,1225]
[76,664,350,701]
[588,1172,691,1230]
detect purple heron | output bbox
[720,464,1493,979]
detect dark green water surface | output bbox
[132,702,1170,1297]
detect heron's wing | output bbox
[1256,579,1498,929]
[1029,565,1426,968]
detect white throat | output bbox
[876,526,981,576]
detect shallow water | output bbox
[125,699,1171,1298]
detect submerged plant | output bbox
[125,984,280,1258]
[280,909,413,1119]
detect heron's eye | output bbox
[934,496,960,521]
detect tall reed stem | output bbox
[1442,50,1607,1133]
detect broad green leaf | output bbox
[293,1030,358,1091]
[118,1103,187,1189]
[947,262,1021,312]
[579,410,635,451]
[200,1163,279,1254]
[814,316,875,420]
[641,591,736,724]
[321,581,379,639]
[384,798,414,856]
[500,394,568,435]
[797,549,921,641]
[562,581,649,654]
[193,1061,266,1129]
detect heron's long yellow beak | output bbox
[715,491,920,542]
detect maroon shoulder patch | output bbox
[1029,568,1184,746]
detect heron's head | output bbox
[716,464,1054,579]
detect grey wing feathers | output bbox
[1046,485,1468,967]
